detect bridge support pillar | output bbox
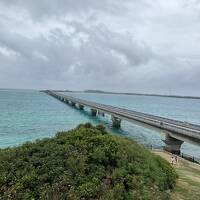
[79,104,84,110]
[111,115,121,128]
[65,100,69,104]
[91,109,97,116]
[98,111,105,117]
[71,102,76,107]
[163,134,183,155]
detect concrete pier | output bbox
[163,134,184,155]
[98,111,105,117]
[111,115,121,128]
[91,109,97,116]
[45,90,200,155]
[71,102,76,106]
[79,104,84,110]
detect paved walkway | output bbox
[153,150,200,200]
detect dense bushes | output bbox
[0,123,177,199]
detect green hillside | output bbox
[0,123,177,199]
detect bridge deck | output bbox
[45,91,200,142]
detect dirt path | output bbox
[153,150,200,200]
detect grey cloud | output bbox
[0,21,153,83]
[0,0,200,95]
[0,0,122,19]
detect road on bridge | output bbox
[45,90,200,154]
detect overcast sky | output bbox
[0,0,200,95]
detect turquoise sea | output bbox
[0,89,200,158]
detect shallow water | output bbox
[0,89,200,158]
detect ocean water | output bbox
[0,89,200,158]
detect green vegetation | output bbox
[0,123,177,199]
[153,151,200,200]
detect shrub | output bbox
[0,123,177,199]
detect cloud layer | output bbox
[0,0,200,95]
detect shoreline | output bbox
[1,88,200,100]
[83,90,200,100]
[152,149,200,199]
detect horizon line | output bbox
[1,87,200,100]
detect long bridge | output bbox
[45,90,200,154]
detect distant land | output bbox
[83,90,200,100]
[1,88,200,99]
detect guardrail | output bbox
[144,145,200,165]
[181,153,200,164]
[47,91,200,141]
[46,90,200,162]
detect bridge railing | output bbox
[55,91,200,128]
[144,145,200,165]
[181,153,200,164]
[46,90,200,140]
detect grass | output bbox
[153,150,200,200]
